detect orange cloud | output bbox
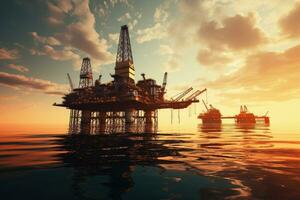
[0,72,67,95]
[43,45,80,63]
[30,32,61,46]
[7,64,29,73]
[29,45,81,69]
[203,44,300,102]
[279,3,300,38]
[198,13,266,51]
[0,95,16,101]
[197,49,232,68]
[0,48,19,60]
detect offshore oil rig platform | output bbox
[198,102,270,124]
[54,25,206,134]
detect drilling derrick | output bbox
[115,25,135,82]
[79,57,93,134]
[79,57,93,88]
[54,25,206,134]
[68,57,94,134]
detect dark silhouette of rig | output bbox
[54,25,206,134]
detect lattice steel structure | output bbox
[79,57,93,88]
[69,57,93,134]
[68,110,157,134]
[69,109,81,134]
[115,25,135,82]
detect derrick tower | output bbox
[115,25,135,82]
[68,57,94,134]
[79,57,93,88]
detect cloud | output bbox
[128,19,138,30]
[33,0,114,69]
[43,45,79,61]
[159,45,174,55]
[6,64,29,73]
[163,54,181,72]
[59,0,73,13]
[139,2,179,70]
[30,32,61,46]
[137,23,167,43]
[0,48,19,60]
[198,13,266,51]
[0,72,67,95]
[29,48,45,56]
[202,44,300,102]
[165,0,273,72]
[108,33,119,44]
[97,0,131,17]
[157,44,181,72]
[154,7,169,22]
[0,95,16,101]
[136,12,142,19]
[161,0,219,70]
[109,0,118,8]
[136,2,170,43]
[117,12,131,22]
[30,45,81,69]
[54,0,114,64]
[279,3,300,38]
[116,12,138,30]
[47,0,73,26]
[196,49,232,68]
[99,7,107,17]
[167,0,209,47]
[44,91,67,95]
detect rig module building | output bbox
[54,25,206,134]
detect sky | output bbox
[0,0,300,131]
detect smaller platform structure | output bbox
[198,104,270,124]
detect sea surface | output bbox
[0,123,300,200]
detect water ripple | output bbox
[0,124,300,199]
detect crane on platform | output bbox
[264,111,269,116]
[202,99,209,111]
[141,73,146,81]
[240,105,248,113]
[67,73,74,91]
[162,72,167,92]
[95,75,102,86]
[172,87,193,101]
[185,88,207,101]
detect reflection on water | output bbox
[0,123,300,199]
[199,123,222,133]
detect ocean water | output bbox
[0,123,300,200]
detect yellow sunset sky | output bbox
[0,0,300,132]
